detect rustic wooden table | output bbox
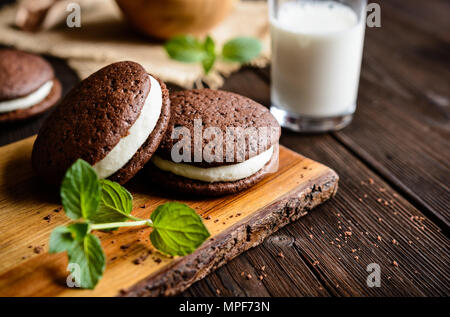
[0,0,449,296]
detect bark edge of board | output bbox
[120,169,339,297]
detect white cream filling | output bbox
[0,80,53,113]
[151,146,274,183]
[93,75,162,179]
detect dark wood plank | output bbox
[281,132,450,296]
[385,0,450,41]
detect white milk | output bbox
[270,1,366,117]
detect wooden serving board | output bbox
[0,136,338,297]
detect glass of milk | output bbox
[269,0,367,132]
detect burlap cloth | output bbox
[0,0,270,88]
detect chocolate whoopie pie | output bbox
[32,61,170,185]
[0,49,62,123]
[148,89,281,196]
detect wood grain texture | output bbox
[0,137,337,296]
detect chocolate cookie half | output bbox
[148,89,281,196]
[32,61,170,185]
[0,49,62,123]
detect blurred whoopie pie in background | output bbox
[0,49,62,123]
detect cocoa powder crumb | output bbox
[119,289,128,295]
[154,258,162,263]
[133,253,149,265]
[205,216,211,220]
[43,214,52,223]
[53,207,62,213]
[33,246,43,254]
[120,244,131,250]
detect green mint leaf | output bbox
[164,35,207,62]
[60,159,101,220]
[49,226,74,253]
[204,36,215,55]
[49,223,89,253]
[202,36,216,74]
[89,179,133,225]
[68,223,89,241]
[67,233,106,289]
[222,37,262,63]
[150,202,210,256]
[202,55,216,74]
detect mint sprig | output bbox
[164,35,262,74]
[49,159,210,289]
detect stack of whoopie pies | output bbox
[0,49,62,123]
[32,61,281,196]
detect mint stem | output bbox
[90,219,152,231]
[126,214,143,222]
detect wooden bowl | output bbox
[115,0,236,40]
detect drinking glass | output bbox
[269,0,367,132]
